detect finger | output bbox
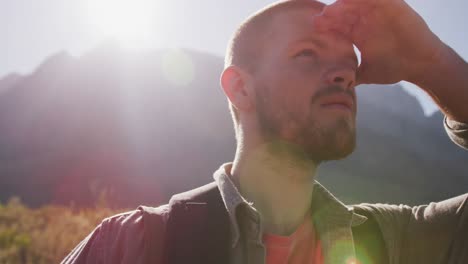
[319,1,359,25]
[321,0,376,19]
[321,0,376,24]
[316,0,376,37]
[343,0,398,18]
[341,0,382,8]
[314,5,358,36]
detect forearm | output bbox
[412,42,468,123]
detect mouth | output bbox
[319,94,354,112]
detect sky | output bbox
[2,0,467,115]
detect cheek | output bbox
[278,80,320,122]
[268,85,306,122]
[272,92,313,139]
[258,62,323,125]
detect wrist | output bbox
[409,38,449,88]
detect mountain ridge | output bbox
[0,46,466,208]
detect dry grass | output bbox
[0,197,125,264]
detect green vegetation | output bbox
[0,197,125,264]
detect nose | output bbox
[325,67,356,89]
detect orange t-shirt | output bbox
[263,218,323,264]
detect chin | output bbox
[303,120,356,162]
[258,111,357,161]
[328,139,356,160]
[309,136,355,162]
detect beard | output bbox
[299,116,356,162]
[256,87,356,163]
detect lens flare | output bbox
[161,49,195,87]
[85,0,163,49]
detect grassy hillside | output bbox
[0,198,124,264]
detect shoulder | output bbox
[93,182,220,233]
[62,183,221,264]
[353,194,468,235]
[62,205,169,264]
[169,182,219,204]
[353,194,468,263]
[354,193,468,223]
[100,204,170,254]
[100,204,170,233]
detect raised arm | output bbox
[314,0,468,147]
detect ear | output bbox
[220,66,255,114]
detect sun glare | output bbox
[86,0,161,49]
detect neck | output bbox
[231,140,318,236]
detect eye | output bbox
[294,49,317,58]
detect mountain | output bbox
[0,45,466,208]
[0,73,22,95]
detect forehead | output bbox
[263,6,358,64]
[268,7,354,53]
[268,7,321,40]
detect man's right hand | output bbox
[314,0,444,86]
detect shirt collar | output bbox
[213,163,257,247]
[213,162,368,248]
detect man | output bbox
[63,0,468,263]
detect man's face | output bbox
[252,7,358,162]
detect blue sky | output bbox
[2,0,467,115]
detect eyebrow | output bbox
[294,38,327,49]
[292,38,359,68]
